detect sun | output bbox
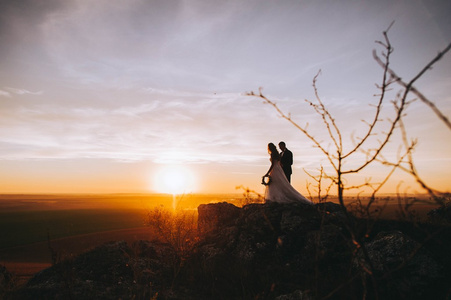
[153,165,195,195]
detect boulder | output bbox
[197,202,241,236]
[358,230,443,299]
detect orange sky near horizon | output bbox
[0,0,450,197]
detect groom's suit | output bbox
[280,149,293,182]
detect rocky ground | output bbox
[2,201,450,299]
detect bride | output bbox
[263,143,313,204]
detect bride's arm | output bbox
[264,160,275,176]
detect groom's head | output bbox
[278,141,286,151]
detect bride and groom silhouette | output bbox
[263,142,312,205]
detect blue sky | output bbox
[0,0,450,194]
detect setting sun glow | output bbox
[153,166,196,195]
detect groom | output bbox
[279,141,293,182]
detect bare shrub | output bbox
[235,185,265,207]
[145,206,199,284]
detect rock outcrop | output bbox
[191,201,447,299]
[11,201,451,300]
[0,264,15,298]
[14,240,179,300]
[359,230,442,298]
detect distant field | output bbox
[0,193,173,211]
[0,193,243,211]
[0,209,147,249]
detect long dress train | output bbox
[264,159,312,205]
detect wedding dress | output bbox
[264,159,313,205]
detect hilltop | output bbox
[3,201,451,299]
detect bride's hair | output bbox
[268,143,280,160]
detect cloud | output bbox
[0,90,283,164]
[0,90,11,97]
[0,87,43,98]
[5,87,43,96]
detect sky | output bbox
[0,0,450,196]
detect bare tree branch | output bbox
[374,42,451,130]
